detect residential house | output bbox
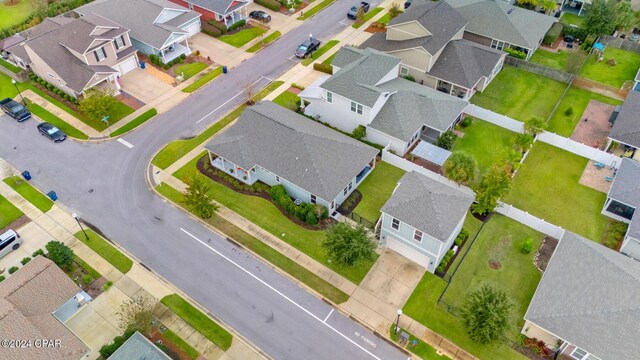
[299,47,468,155]
[607,90,640,160]
[379,171,474,272]
[169,0,249,27]
[204,101,379,213]
[360,0,506,100]
[0,256,91,359]
[446,0,557,60]
[522,231,640,360]
[78,0,201,63]
[601,158,640,259]
[24,14,139,98]
[109,332,171,360]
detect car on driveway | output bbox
[347,2,370,19]
[294,38,321,59]
[37,122,66,143]
[250,10,271,23]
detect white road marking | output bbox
[194,76,269,124]
[287,55,301,62]
[323,309,334,323]
[339,18,351,25]
[179,227,383,360]
[117,138,134,148]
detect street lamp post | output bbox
[394,309,402,334]
[11,79,26,107]
[72,213,89,240]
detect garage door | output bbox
[386,238,430,269]
[184,21,201,38]
[115,57,137,76]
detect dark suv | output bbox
[295,38,321,59]
[249,10,271,23]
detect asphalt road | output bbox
[0,2,409,360]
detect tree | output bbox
[513,133,534,154]
[523,117,547,137]
[355,7,365,25]
[539,0,557,13]
[436,130,457,150]
[45,241,74,271]
[472,163,512,215]
[116,295,157,333]
[183,174,218,219]
[323,223,376,266]
[615,0,636,31]
[462,284,512,344]
[389,2,402,18]
[352,125,366,140]
[584,0,618,36]
[78,88,120,123]
[442,153,477,185]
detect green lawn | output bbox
[580,47,640,88]
[183,66,222,93]
[352,162,405,223]
[74,229,133,274]
[171,155,376,284]
[110,108,157,137]
[376,12,393,25]
[547,87,622,136]
[173,62,208,79]
[157,182,349,304]
[26,100,88,139]
[352,7,383,29]
[3,176,53,213]
[0,193,23,228]
[0,0,32,29]
[0,72,18,99]
[160,294,232,351]
[446,211,484,273]
[297,0,334,20]
[163,329,199,360]
[154,81,283,169]
[246,31,281,53]
[389,325,450,360]
[74,255,101,280]
[301,40,339,66]
[529,49,570,71]
[272,90,300,110]
[560,12,585,28]
[219,26,267,48]
[503,142,609,243]
[470,66,566,122]
[451,118,518,182]
[0,58,21,73]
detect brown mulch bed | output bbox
[281,1,309,14]
[337,190,362,216]
[32,82,81,111]
[534,236,559,272]
[365,24,386,33]
[148,329,194,360]
[67,260,105,298]
[0,215,30,235]
[288,86,302,95]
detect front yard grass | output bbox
[246,31,281,53]
[26,100,89,140]
[0,72,18,99]
[74,229,133,274]
[297,0,335,20]
[389,325,450,360]
[162,329,200,359]
[0,0,32,29]
[182,66,223,93]
[160,294,232,351]
[272,90,300,110]
[352,162,406,223]
[0,194,23,229]
[110,108,158,137]
[322,52,337,65]
[470,66,566,122]
[502,142,609,243]
[529,49,570,71]
[547,87,622,137]
[301,40,339,66]
[352,7,384,29]
[3,176,53,213]
[173,62,208,79]
[219,26,267,48]
[0,58,21,73]
[580,47,640,88]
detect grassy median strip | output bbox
[246,31,282,53]
[3,176,53,213]
[26,100,88,140]
[352,7,383,29]
[110,108,157,137]
[301,40,339,66]
[297,0,334,20]
[153,81,284,169]
[183,66,223,93]
[157,183,350,304]
[163,329,199,359]
[74,229,133,274]
[160,294,233,351]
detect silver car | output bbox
[0,230,21,260]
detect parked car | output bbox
[0,98,31,122]
[294,38,321,59]
[0,230,21,260]
[347,2,370,19]
[404,0,413,9]
[37,122,67,143]
[249,10,271,23]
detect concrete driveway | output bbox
[119,68,174,105]
[0,221,53,272]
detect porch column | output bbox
[160,49,167,64]
[184,36,190,51]
[220,156,225,171]
[606,138,613,152]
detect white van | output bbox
[0,230,21,260]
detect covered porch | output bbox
[436,79,473,100]
[602,197,636,223]
[210,153,257,185]
[220,2,249,28]
[159,39,191,63]
[355,157,376,184]
[91,73,121,96]
[419,126,441,144]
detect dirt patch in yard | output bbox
[570,100,614,148]
[534,236,559,272]
[573,76,627,100]
[489,259,501,269]
[337,190,362,216]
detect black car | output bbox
[295,38,321,59]
[404,0,413,9]
[249,10,271,23]
[37,122,66,143]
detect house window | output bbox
[330,201,335,209]
[400,66,409,76]
[115,35,125,49]
[350,101,363,115]
[94,47,107,62]
[490,39,508,51]
[348,183,352,191]
[251,167,256,172]
[275,175,280,182]
[326,91,333,103]
[413,230,423,242]
[310,194,316,204]
[343,187,348,196]
[391,218,400,230]
[571,348,587,360]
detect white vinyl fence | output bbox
[464,104,524,133]
[495,202,566,239]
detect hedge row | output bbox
[256,0,280,11]
[269,185,328,226]
[543,22,563,46]
[454,228,469,247]
[28,73,79,104]
[505,47,526,59]
[99,329,135,359]
[148,53,187,70]
[202,22,222,38]
[436,249,455,274]
[227,19,246,32]
[313,62,333,74]
[208,20,227,34]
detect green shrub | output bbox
[99,329,135,359]
[163,64,170,70]
[202,26,222,38]
[520,238,534,254]
[436,130,457,150]
[101,280,114,291]
[454,228,469,246]
[8,266,19,274]
[208,20,227,33]
[460,116,472,128]
[436,250,455,273]
[563,25,586,41]
[0,275,4,283]
[32,249,45,257]
[505,47,527,59]
[564,107,574,116]
[270,185,321,225]
[20,257,31,265]
[351,125,366,140]
[45,241,74,271]
[403,74,416,82]
[179,53,187,60]
[256,0,280,11]
[313,62,333,74]
[228,19,246,32]
[82,275,93,284]
[543,22,563,45]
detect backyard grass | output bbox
[160,294,232,351]
[74,229,133,274]
[470,66,566,122]
[352,7,383,29]
[3,175,53,213]
[580,47,640,88]
[446,211,484,273]
[389,325,450,360]
[0,193,23,229]
[451,118,518,182]
[219,26,267,48]
[297,0,334,20]
[153,81,283,169]
[529,48,570,71]
[0,58,21,73]
[560,12,585,28]
[173,62,208,79]
[110,108,158,137]
[26,100,89,139]
[352,162,406,223]
[503,142,609,243]
[157,182,350,304]
[246,31,281,53]
[301,40,339,66]
[547,87,622,137]
[182,66,223,93]
[272,90,300,110]
[0,0,32,28]
[163,329,199,360]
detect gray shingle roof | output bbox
[609,90,640,148]
[110,332,171,360]
[322,47,401,107]
[369,77,467,141]
[205,102,379,201]
[186,0,247,15]
[381,171,474,240]
[524,231,640,360]
[608,158,640,241]
[57,13,126,54]
[330,46,365,69]
[446,0,556,49]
